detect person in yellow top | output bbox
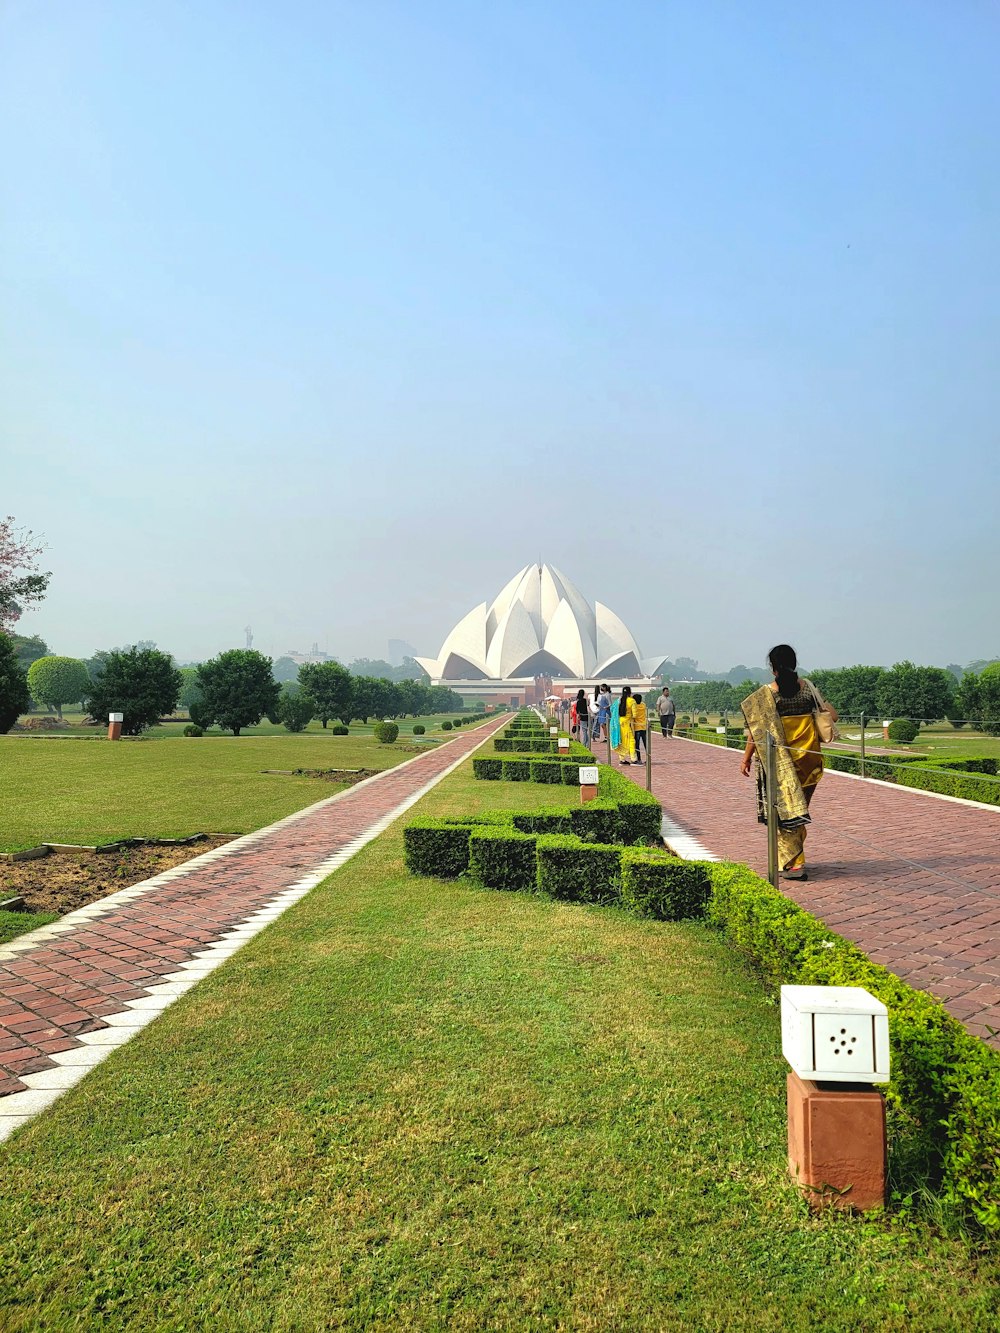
[615,686,637,765]
[633,693,648,763]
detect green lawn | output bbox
[1,756,997,1329]
[0,730,466,850]
[15,709,484,740]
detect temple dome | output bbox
[416,563,667,682]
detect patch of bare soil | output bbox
[262,767,383,784]
[0,837,234,916]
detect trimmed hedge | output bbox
[620,849,712,920]
[472,756,503,780]
[500,757,531,782]
[705,861,1000,1231]
[529,758,564,783]
[403,819,473,878]
[825,751,1000,807]
[372,721,399,744]
[469,826,537,892]
[330,725,349,736]
[535,835,622,905]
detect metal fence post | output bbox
[606,707,612,766]
[766,731,779,890]
[859,711,866,779]
[646,716,653,791]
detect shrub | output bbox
[412,724,426,734]
[535,835,622,905]
[441,720,453,731]
[620,850,711,920]
[403,819,474,878]
[529,758,564,783]
[703,860,1000,1232]
[372,721,400,744]
[888,718,920,744]
[472,757,503,780]
[182,724,204,737]
[698,715,708,725]
[330,724,349,736]
[469,827,537,892]
[500,757,531,782]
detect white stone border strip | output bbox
[0,718,504,965]
[661,814,720,862]
[0,718,506,1142]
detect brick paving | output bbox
[0,720,506,1098]
[631,733,1000,1045]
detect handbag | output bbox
[807,681,838,744]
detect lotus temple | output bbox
[416,563,668,707]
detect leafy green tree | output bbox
[178,666,203,711]
[298,661,352,728]
[27,656,90,719]
[349,675,380,724]
[272,656,300,683]
[875,662,955,722]
[957,672,981,727]
[960,664,1000,736]
[809,666,886,720]
[84,647,182,735]
[277,686,315,732]
[0,632,31,732]
[193,650,281,736]
[8,633,49,673]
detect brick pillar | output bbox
[786,1070,886,1211]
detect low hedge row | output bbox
[404,819,711,920]
[824,751,1000,807]
[705,861,1000,1232]
[473,754,599,784]
[673,725,744,750]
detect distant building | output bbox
[284,642,335,666]
[416,562,668,706]
[388,638,416,667]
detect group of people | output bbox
[565,684,677,766]
[550,644,835,883]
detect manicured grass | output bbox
[15,709,486,740]
[0,908,59,944]
[0,733,432,849]
[1,757,997,1328]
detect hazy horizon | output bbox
[4,3,998,673]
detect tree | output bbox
[809,666,886,720]
[0,632,31,732]
[961,664,1000,736]
[277,686,315,732]
[84,647,182,735]
[0,517,50,631]
[272,656,300,684]
[27,656,90,719]
[7,633,49,673]
[194,650,281,736]
[349,675,380,724]
[298,661,352,728]
[875,662,955,722]
[178,665,203,711]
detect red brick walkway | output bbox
[0,720,506,1099]
[633,734,1000,1045]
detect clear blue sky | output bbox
[3,1,997,671]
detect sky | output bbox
[2,1,998,673]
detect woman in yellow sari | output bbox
[739,644,837,881]
[616,685,637,765]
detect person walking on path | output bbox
[615,686,636,765]
[575,689,591,747]
[739,644,838,881]
[633,693,648,763]
[596,683,612,743]
[656,687,676,737]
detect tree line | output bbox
[0,640,467,736]
[668,661,1000,735]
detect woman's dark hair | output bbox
[634,693,643,704]
[576,689,586,702]
[768,644,799,698]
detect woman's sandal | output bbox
[783,868,809,881]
